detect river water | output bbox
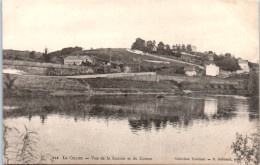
[3,95,259,164]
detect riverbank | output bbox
[3,74,180,97]
[3,71,254,97]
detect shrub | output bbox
[4,74,17,90]
[231,131,260,165]
[45,67,56,76]
[3,125,53,164]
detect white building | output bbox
[191,45,197,52]
[124,66,131,73]
[64,55,93,66]
[152,46,157,52]
[206,63,219,76]
[238,59,250,73]
[184,66,197,76]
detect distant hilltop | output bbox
[130,38,259,71]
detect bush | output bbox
[175,67,185,74]
[214,55,240,71]
[45,67,56,76]
[231,131,260,165]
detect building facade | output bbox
[184,66,197,76]
[191,45,197,52]
[238,59,250,73]
[64,56,93,66]
[206,63,219,76]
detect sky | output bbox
[3,0,260,62]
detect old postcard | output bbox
[2,0,259,164]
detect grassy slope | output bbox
[3,49,43,61]
[70,48,186,73]
[84,78,178,90]
[3,74,91,96]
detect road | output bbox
[126,49,204,69]
[65,72,156,79]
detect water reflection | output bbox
[3,95,258,132]
[204,99,218,117]
[3,95,259,164]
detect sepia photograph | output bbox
[2,0,260,164]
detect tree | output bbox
[45,67,56,76]
[152,40,156,47]
[231,132,259,165]
[164,44,172,55]
[157,41,165,53]
[42,47,50,62]
[225,53,232,58]
[247,71,259,96]
[216,57,240,71]
[29,51,36,59]
[187,44,192,52]
[165,44,171,51]
[131,38,146,51]
[181,44,186,51]
[214,54,240,71]
[61,46,83,55]
[146,40,153,53]
[4,74,17,90]
[177,44,181,52]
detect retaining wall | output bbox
[66,72,158,82]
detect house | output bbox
[110,61,124,67]
[110,66,121,73]
[184,66,197,76]
[64,55,93,66]
[124,66,131,73]
[181,54,193,62]
[238,59,250,73]
[206,63,219,76]
[207,53,214,61]
[172,45,178,51]
[152,46,157,52]
[219,69,231,78]
[191,45,197,52]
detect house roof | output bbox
[206,63,219,68]
[207,54,214,58]
[64,55,92,61]
[184,66,195,71]
[238,59,248,64]
[110,61,124,65]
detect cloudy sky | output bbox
[3,0,259,62]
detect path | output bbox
[65,72,156,79]
[126,49,204,69]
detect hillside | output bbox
[3,48,259,75]
[48,48,190,74]
[3,49,42,61]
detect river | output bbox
[3,95,259,164]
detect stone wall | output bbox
[117,72,158,82]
